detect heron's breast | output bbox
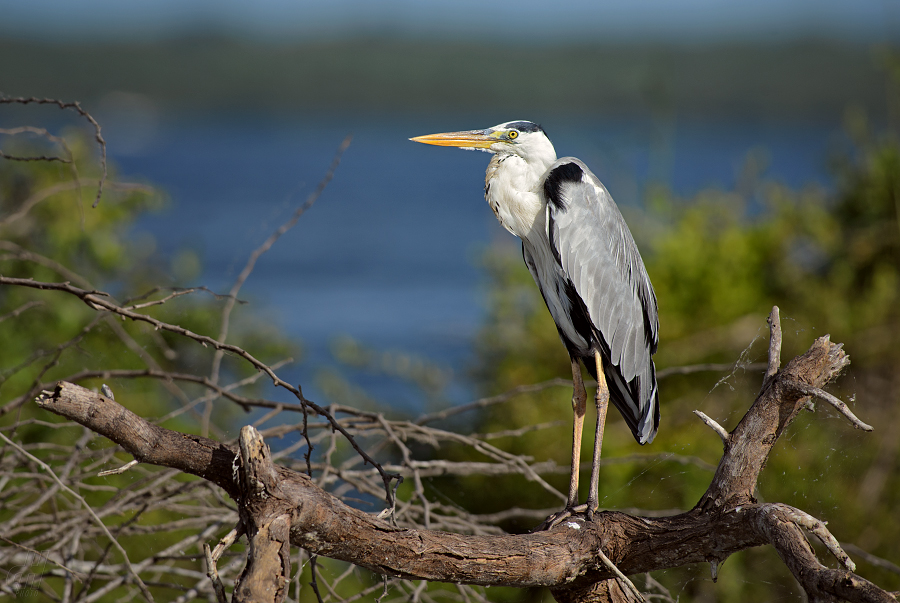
[484,162,543,239]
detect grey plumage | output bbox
[411,120,660,516]
[538,157,659,443]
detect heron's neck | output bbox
[484,153,554,239]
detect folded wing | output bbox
[543,158,660,443]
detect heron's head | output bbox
[411,120,557,169]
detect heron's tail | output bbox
[585,355,659,444]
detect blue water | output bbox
[104,112,840,410]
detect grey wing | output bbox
[544,158,659,441]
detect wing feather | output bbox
[543,157,660,442]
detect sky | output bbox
[0,0,897,43]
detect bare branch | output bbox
[842,543,900,576]
[0,300,43,323]
[33,336,892,603]
[0,96,107,207]
[657,362,767,379]
[699,328,852,513]
[209,134,352,386]
[764,305,782,386]
[596,547,644,602]
[0,150,70,163]
[0,430,155,601]
[1,275,399,498]
[780,379,873,431]
[780,505,855,571]
[692,410,730,443]
[0,535,86,581]
[232,426,292,603]
[204,543,229,603]
[97,459,139,477]
[121,285,245,307]
[753,504,894,603]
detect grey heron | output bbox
[412,121,659,519]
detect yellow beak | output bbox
[409,129,497,149]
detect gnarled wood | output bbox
[34,308,894,603]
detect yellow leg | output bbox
[586,350,610,518]
[567,357,587,509]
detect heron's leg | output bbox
[586,350,610,519]
[567,357,587,509]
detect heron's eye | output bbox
[508,130,519,140]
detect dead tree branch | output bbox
[32,307,895,603]
[0,274,402,506]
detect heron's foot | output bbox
[534,503,592,531]
[534,506,645,600]
[585,493,599,521]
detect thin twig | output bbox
[0,300,43,323]
[780,505,855,571]
[841,543,900,576]
[0,151,70,162]
[204,544,228,603]
[209,134,353,386]
[97,459,139,477]
[309,555,325,603]
[0,431,155,602]
[780,380,872,431]
[596,547,644,602]
[657,362,767,379]
[693,410,730,443]
[0,535,86,581]
[0,96,107,207]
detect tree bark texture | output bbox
[34,309,896,603]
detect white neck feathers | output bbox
[485,153,550,239]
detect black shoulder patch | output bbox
[543,162,583,211]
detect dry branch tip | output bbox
[692,410,729,443]
[97,459,138,476]
[781,380,873,431]
[762,305,782,395]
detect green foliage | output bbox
[1,134,169,421]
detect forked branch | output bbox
[33,308,894,603]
